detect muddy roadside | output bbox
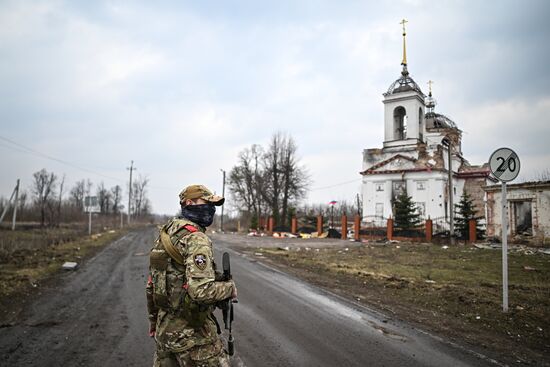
[215,233,550,366]
[0,225,136,325]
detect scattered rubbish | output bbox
[538,327,543,332]
[277,246,290,251]
[62,262,78,270]
[424,280,436,284]
[327,228,341,239]
[476,316,481,320]
[344,247,349,251]
[516,306,525,310]
[305,247,311,251]
[315,249,320,252]
[473,243,501,250]
[134,252,147,256]
[299,233,312,239]
[523,266,537,272]
[541,249,550,255]
[108,230,116,234]
[395,245,401,249]
[441,245,449,250]
[254,253,264,257]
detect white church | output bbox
[360,21,492,225]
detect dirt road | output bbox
[1,228,498,366]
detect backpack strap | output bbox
[160,227,186,265]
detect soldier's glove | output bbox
[214,270,225,281]
[149,323,156,338]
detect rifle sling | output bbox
[160,228,185,265]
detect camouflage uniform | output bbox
[146,186,234,367]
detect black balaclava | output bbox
[181,203,216,228]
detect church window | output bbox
[416,181,426,191]
[393,106,407,140]
[416,202,426,218]
[375,183,384,192]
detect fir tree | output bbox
[393,191,421,229]
[454,191,483,239]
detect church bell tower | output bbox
[382,19,426,149]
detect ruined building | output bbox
[360,21,492,225]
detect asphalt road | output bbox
[0,227,497,367]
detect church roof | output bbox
[383,67,425,97]
[425,111,459,130]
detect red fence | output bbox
[262,215,478,244]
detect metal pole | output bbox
[502,182,508,312]
[220,169,226,232]
[447,142,455,245]
[120,210,123,229]
[12,179,19,230]
[88,210,92,236]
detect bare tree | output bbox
[229,133,309,227]
[32,169,57,226]
[262,132,309,226]
[132,175,150,217]
[70,180,86,210]
[111,185,122,213]
[228,144,266,225]
[57,174,65,223]
[97,182,112,214]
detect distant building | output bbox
[360,22,492,226]
[484,181,550,244]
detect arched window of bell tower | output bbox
[393,106,407,140]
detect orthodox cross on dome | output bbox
[400,19,408,72]
[427,80,434,96]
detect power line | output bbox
[0,135,126,183]
[310,178,362,191]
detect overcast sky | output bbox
[1,0,549,215]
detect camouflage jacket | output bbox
[146,217,234,352]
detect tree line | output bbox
[228,132,310,229]
[0,168,151,227]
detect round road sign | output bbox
[489,147,520,182]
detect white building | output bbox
[360,24,491,226]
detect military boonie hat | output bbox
[179,184,225,206]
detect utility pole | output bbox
[356,193,361,216]
[0,179,20,228]
[442,138,455,245]
[127,161,136,225]
[220,169,226,232]
[12,179,19,230]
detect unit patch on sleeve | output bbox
[194,254,208,270]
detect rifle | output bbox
[222,252,237,356]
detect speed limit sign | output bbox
[489,147,520,182]
[489,147,520,313]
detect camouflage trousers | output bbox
[153,339,230,367]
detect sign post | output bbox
[84,196,101,235]
[489,147,520,313]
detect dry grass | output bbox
[249,243,550,365]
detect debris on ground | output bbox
[61,262,78,270]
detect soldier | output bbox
[146,184,237,367]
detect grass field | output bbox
[249,242,550,365]
[0,224,131,323]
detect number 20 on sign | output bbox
[489,147,520,312]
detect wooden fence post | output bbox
[341,214,347,240]
[317,215,323,236]
[387,218,394,240]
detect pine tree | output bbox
[393,191,421,230]
[454,191,483,239]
